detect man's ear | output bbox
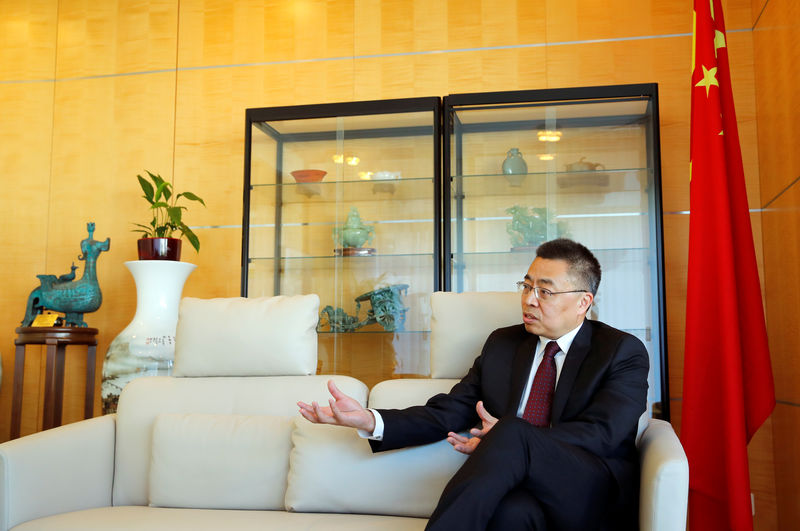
[577,292,594,315]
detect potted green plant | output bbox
[133,171,206,261]
[505,205,570,251]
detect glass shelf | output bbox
[250,252,435,261]
[451,168,651,197]
[454,167,648,177]
[252,176,435,204]
[452,247,651,261]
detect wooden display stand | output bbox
[10,326,98,439]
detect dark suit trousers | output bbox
[426,417,615,531]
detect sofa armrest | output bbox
[0,415,116,531]
[638,418,689,531]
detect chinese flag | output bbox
[683,0,775,530]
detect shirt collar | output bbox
[536,320,585,357]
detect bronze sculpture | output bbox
[21,222,110,328]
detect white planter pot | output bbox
[101,260,195,413]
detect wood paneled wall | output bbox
[753,0,800,528]
[0,0,791,528]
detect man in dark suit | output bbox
[298,238,649,530]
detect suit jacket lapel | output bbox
[551,320,592,423]
[507,333,539,415]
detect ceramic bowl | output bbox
[290,169,327,183]
[374,171,401,181]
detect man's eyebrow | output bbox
[523,274,555,286]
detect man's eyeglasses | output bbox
[515,281,588,302]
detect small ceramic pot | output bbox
[566,157,605,172]
[137,238,182,261]
[502,148,528,175]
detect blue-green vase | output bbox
[502,148,528,174]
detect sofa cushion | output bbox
[285,419,467,518]
[430,291,521,378]
[113,375,368,507]
[368,379,460,409]
[149,413,292,510]
[11,506,427,531]
[172,294,319,377]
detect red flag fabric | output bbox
[683,0,776,529]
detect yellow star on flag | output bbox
[714,30,726,56]
[695,65,719,97]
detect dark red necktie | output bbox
[522,341,560,427]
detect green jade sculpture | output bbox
[21,222,110,327]
[318,284,409,333]
[506,205,569,250]
[332,207,374,249]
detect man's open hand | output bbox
[297,379,376,432]
[446,401,497,455]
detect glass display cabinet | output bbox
[243,85,668,418]
[243,98,441,388]
[443,84,668,418]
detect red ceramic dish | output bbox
[290,169,327,183]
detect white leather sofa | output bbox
[0,292,688,531]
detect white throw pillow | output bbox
[172,294,319,376]
[285,418,467,517]
[430,291,521,378]
[148,413,293,510]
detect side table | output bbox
[10,326,98,439]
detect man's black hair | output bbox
[536,238,602,295]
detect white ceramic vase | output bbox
[101,260,195,413]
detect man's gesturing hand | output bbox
[446,401,497,455]
[297,379,376,433]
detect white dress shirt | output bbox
[361,320,586,440]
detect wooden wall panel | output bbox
[0,0,58,81]
[762,181,800,403]
[181,227,242,299]
[772,404,800,529]
[353,47,547,100]
[0,81,54,438]
[544,0,691,42]
[47,72,177,422]
[177,0,355,68]
[0,0,57,438]
[662,212,687,404]
[751,0,769,26]
[721,0,762,29]
[352,0,546,55]
[754,0,800,206]
[55,0,178,78]
[755,0,800,527]
[750,415,778,530]
[542,0,751,41]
